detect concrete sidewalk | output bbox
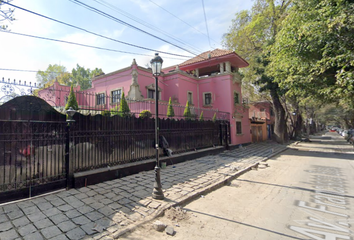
[0,141,287,240]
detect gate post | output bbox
[219,121,224,146]
[65,124,72,189]
[224,122,229,150]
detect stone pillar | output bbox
[195,68,199,77]
[225,61,231,73]
[219,63,224,74]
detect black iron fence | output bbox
[0,95,230,202]
[70,114,222,172]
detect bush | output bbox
[212,113,217,122]
[102,110,111,117]
[139,110,152,119]
[199,111,204,121]
[118,92,131,117]
[167,97,175,118]
[183,100,192,120]
[65,85,79,111]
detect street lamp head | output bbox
[150,53,163,77]
[66,107,76,122]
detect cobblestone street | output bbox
[0,141,287,240]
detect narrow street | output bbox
[120,132,354,240]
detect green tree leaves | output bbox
[65,85,79,111]
[36,64,104,90]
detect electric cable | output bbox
[148,0,218,45]
[68,0,200,56]
[92,0,205,54]
[0,30,188,61]
[3,2,193,58]
[201,0,212,49]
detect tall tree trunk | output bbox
[270,89,287,143]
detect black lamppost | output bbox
[150,53,164,200]
[65,107,76,189]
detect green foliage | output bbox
[71,64,104,90]
[118,92,131,117]
[139,110,152,119]
[223,0,291,143]
[212,113,217,122]
[199,111,204,121]
[110,105,118,116]
[269,0,354,107]
[102,110,111,117]
[183,101,192,120]
[65,85,79,111]
[36,64,68,86]
[36,64,104,91]
[167,97,175,117]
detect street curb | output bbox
[111,146,289,239]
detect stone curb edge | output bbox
[111,146,289,239]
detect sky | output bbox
[0,0,253,86]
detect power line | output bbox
[0,68,38,73]
[3,2,193,58]
[91,0,205,54]
[0,30,188,60]
[68,0,200,56]
[201,0,212,49]
[148,0,218,45]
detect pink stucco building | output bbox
[39,49,251,145]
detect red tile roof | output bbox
[180,49,236,66]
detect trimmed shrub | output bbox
[139,110,152,119]
[65,85,79,110]
[118,92,130,117]
[212,113,217,122]
[167,97,175,118]
[183,100,192,120]
[199,111,204,121]
[102,110,111,117]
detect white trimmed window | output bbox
[203,92,212,105]
[96,93,105,105]
[111,89,122,104]
[187,91,193,104]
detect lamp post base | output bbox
[152,166,164,200]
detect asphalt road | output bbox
[120,132,354,240]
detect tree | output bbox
[269,0,354,108]
[183,100,192,120]
[223,0,291,143]
[118,92,130,117]
[199,111,204,121]
[36,64,68,86]
[0,0,15,30]
[36,64,104,90]
[65,85,79,111]
[167,97,175,118]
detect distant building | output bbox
[39,49,251,145]
[249,101,275,142]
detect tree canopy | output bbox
[223,0,291,143]
[269,0,354,108]
[36,64,104,90]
